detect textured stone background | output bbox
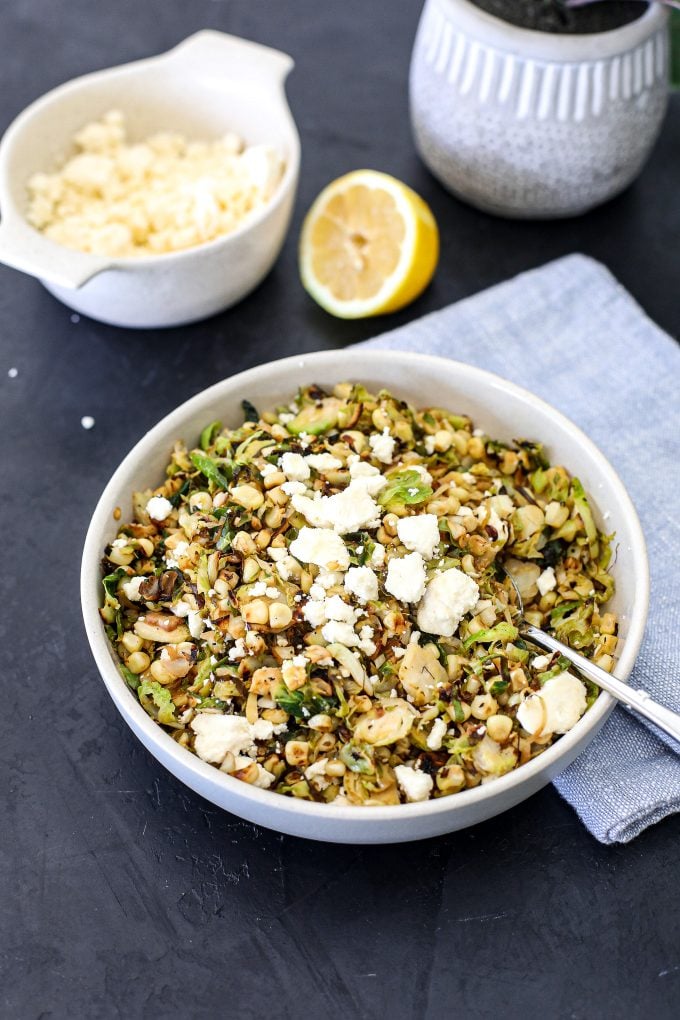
[1,2,678,1018]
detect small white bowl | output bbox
[0,31,300,328]
[81,350,649,843]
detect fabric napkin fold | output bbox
[361,254,680,843]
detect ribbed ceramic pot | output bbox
[410,0,669,217]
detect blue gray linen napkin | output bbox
[362,254,680,844]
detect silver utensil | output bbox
[506,574,680,747]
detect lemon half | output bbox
[299,170,439,319]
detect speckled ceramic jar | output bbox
[410,0,669,218]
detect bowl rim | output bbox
[81,349,649,824]
[0,33,301,275]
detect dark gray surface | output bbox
[1,2,679,1018]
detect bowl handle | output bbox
[163,30,294,88]
[0,216,112,289]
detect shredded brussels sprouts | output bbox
[100,382,618,805]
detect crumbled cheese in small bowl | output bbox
[0,30,299,327]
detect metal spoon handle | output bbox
[521,624,680,747]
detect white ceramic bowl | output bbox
[81,350,648,842]
[0,31,300,328]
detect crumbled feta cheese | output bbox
[385,552,427,603]
[164,540,189,568]
[369,428,396,464]
[426,717,447,751]
[251,718,276,741]
[292,480,382,535]
[344,566,379,603]
[456,506,474,518]
[321,620,359,646]
[122,576,145,601]
[304,758,330,790]
[302,599,327,628]
[531,654,552,671]
[27,111,284,257]
[537,566,557,596]
[252,765,276,788]
[249,581,267,597]
[297,431,311,449]
[265,586,281,599]
[393,646,406,659]
[289,494,332,528]
[417,568,480,637]
[268,546,287,561]
[260,461,278,478]
[348,456,379,477]
[283,653,307,675]
[517,673,588,736]
[308,583,326,601]
[228,638,247,661]
[228,754,275,788]
[395,765,433,802]
[305,453,343,471]
[187,610,205,639]
[323,595,358,624]
[315,570,344,590]
[347,456,388,496]
[145,495,173,520]
[397,514,440,560]
[289,527,350,570]
[423,436,436,455]
[278,412,295,425]
[190,714,257,764]
[279,452,310,481]
[370,543,386,568]
[171,599,190,617]
[357,624,376,655]
[281,480,307,496]
[275,555,298,582]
